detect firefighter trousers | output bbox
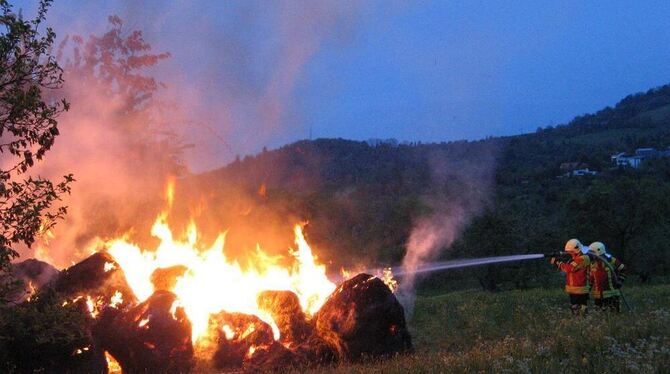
[569,293,588,315]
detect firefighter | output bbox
[588,241,627,312]
[550,239,591,315]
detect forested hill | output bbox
[500,84,670,182]
[205,83,670,188]
[189,83,670,287]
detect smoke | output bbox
[397,142,500,315]
[117,1,367,170]
[12,1,371,267]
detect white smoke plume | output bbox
[397,143,500,315]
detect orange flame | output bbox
[165,177,176,209]
[105,351,122,373]
[381,267,398,293]
[104,182,336,347]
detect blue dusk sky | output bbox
[11,0,670,169]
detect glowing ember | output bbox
[103,184,336,347]
[85,296,97,318]
[74,346,89,355]
[222,324,235,340]
[103,262,115,272]
[247,345,256,357]
[105,352,122,373]
[109,291,123,308]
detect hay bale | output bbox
[242,341,298,372]
[93,290,193,373]
[315,273,412,361]
[206,311,275,370]
[256,290,312,345]
[52,252,136,308]
[3,258,59,303]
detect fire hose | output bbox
[545,251,633,312]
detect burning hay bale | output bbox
[242,333,337,372]
[257,290,312,346]
[52,251,137,309]
[93,290,194,373]
[151,265,188,291]
[243,340,298,372]
[3,258,59,304]
[206,311,276,369]
[315,273,412,361]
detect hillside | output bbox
[184,83,670,287]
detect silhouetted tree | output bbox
[0,0,72,299]
[59,15,187,176]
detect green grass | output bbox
[300,285,670,373]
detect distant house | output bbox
[611,147,668,168]
[635,147,659,158]
[611,153,643,168]
[560,162,587,173]
[559,162,597,177]
[570,168,598,176]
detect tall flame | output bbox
[105,192,335,344]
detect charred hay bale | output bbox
[52,252,137,307]
[3,258,59,304]
[206,311,275,370]
[315,273,412,361]
[257,290,312,345]
[289,334,338,366]
[243,335,338,372]
[242,341,298,372]
[93,290,194,373]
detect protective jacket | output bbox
[590,255,626,299]
[556,253,591,294]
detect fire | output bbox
[381,267,398,293]
[109,290,123,308]
[103,188,336,347]
[105,352,122,373]
[103,262,116,272]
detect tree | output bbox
[564,177,668,278]
[0,0,72,296]
[58,15,186,176]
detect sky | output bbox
[12,0,670,171]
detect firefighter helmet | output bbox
[589,241,607,256]
[564,238,583,254]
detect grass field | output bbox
[299,284,670,373]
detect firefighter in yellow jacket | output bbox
[550,239,591,315]
[588,241,627,312]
